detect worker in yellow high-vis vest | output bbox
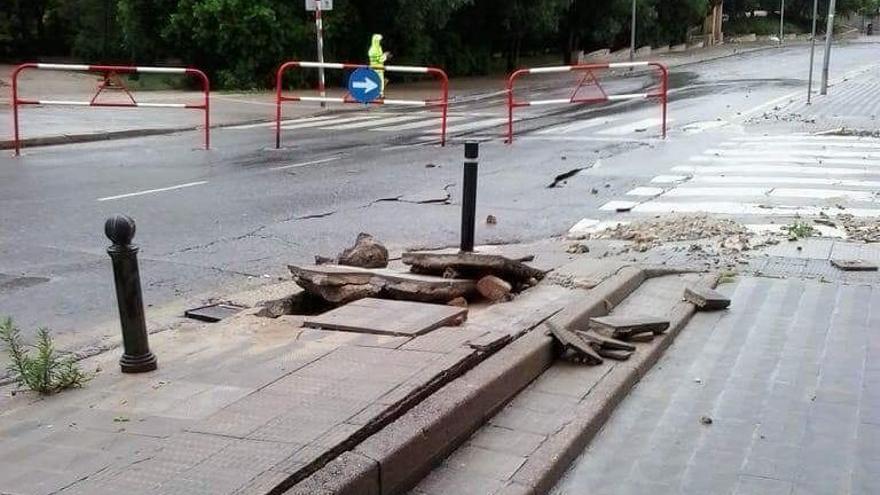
[368,34,390,97]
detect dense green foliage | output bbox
[1,0,876,88]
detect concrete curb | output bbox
[287,266,650,495]
[501,272,719,495]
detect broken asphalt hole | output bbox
[548,166,591,188]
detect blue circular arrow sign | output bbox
[348,67,382,104]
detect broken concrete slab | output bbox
[477,275,513,302]
[589,315,670,338]
[577,330,637,352]
[289,264,476,305]
[546,322,603,366]
[830,259,879,272]
[684,286,732,310]
[184,303,246,322]
[595,348,633,361]
[338,233,389,268]
[303,298,468,337]
[402,252,545,284]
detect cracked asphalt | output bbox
[0,42,878,356]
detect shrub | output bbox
[0,318,90,395]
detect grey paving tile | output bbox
[416,465,506,495]
[443,446,526,481]
[467,425,547,457]
[733,474,794,495]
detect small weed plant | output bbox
[785,221,815,240]
[0,317,90,395]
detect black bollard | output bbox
[105,215,157,373]
[460,142,479,252]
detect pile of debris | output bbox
[288,233,546,309]
[549,285,730,366]
[835,214,880,243]
[590,214,767,254]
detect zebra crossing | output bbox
[597,134,880,220]
[225,110,668,142]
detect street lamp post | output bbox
[821,0,838,95]
[807,0,819,103]
[629,0,636,61]
[779,0,786,45]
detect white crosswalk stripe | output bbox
[598,134,880,220]
[596,117,670,136]
[536,116,620,135]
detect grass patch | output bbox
[784,221,815,240]
[1,318,90,395]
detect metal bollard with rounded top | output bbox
[105,215,157,373]
[460,142,479,252]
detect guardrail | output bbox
[275,61,449,148]
[506,62,668,144]
[11,63,211,156]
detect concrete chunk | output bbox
[546,322,603,366]
[684,286,732,310]
[830,259,879,272]
[477,275,513,302]
[589,315,670,338]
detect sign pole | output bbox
[779,0,786,45]
[807,0,819,103]
[315,2,326,108]
[629,0,636,61]
[821,0,837,95]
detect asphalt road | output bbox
[1,42,878,355]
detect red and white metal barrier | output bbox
[11,63,211,156]
[275,61,449,148]
[506,61,668,144]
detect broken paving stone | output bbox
[547,321,603,366]
[289,264,476,304]
[577,330,637,352]
[402,251,545,284]
[590,315,670,338]
[337,233,389,268]
[830,259,879,272]
[184,303,246,322]
[447,297,468,308]
[684,286,731,311]
[566,243,590,254]
[596,348,633,361]
[303,298,467,337]
[476,275,513,302]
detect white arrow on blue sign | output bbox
[348,67,382,104]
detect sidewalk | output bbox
[0,241,594,495]
[0,39,785,151]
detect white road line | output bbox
[630,201,880,217]
[718,140,880,150]
[599,200,641,211]
[651,175,689,183]
[688,175,880,188]
[671,165,880,176]
[519,135,657,143]
[226,120,301,130]
[703,149,880,159]
[320,114,426,130]
[690,155,880,167]
[596,117,671,136]
[729,135,880,144]
[770,188,877,201]
[627,187,665,197]
[663,186,877,202]
[376,115,465,132]
[270,156,342,171]
[536,117,619,135]
[445,118,508,133]
[663,187,771,197]
[281,114,381,130]
[97,181,207,202]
